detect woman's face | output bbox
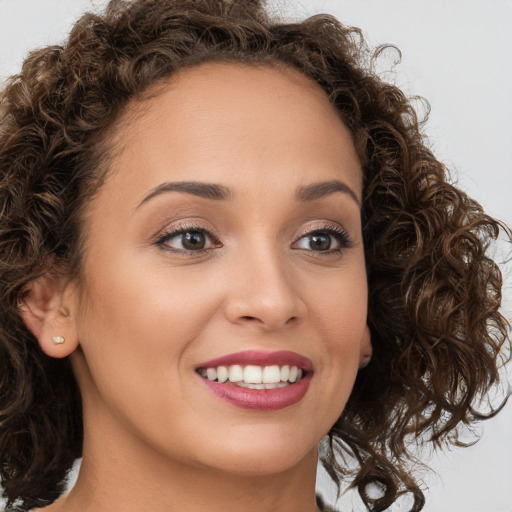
[69,63,371,475]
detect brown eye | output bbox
[307,233,331,251]
[157,227,219,253]
[292,226,352,254]
[181,231,206,250]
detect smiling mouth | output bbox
[196,364,305,389]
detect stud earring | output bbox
[52,336,65,345]
[359,355,372,369]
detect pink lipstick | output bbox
[196,350,313,411]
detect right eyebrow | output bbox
[296,179,361,207]
[137,181,234,208]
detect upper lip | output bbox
[196,350,313,372]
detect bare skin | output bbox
[25,63,370,512]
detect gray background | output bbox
[1,1,511,511]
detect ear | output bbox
[358,325,372,369]
[18,273,79,358]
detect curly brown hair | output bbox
[0,0,509,511]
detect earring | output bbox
[52,336,65,345]
[359,355,372,369]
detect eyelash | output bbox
[155,223,220,254]
[293,224,353,255]
[154,223,352,255]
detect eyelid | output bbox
[152,219,352,255]
[291,223,353,252]
[154,221,221,253]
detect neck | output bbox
[53,415,321,512]
[63,446,320,512]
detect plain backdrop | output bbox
[1,1,511,511]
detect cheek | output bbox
[305,259,368,411]
[72,262,216,447]
[310,264,368,350]
[73,254,215,400]
[72,253,239,432]
[77,249,217,343]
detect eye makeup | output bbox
[153,219,353,259]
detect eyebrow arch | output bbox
[138,181,233,207]
[296,180,361,206]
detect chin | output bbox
[213,450,316,477]
[193,427,320,476]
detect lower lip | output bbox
[199,374,312,411]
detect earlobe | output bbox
[18,274,79,358]
[359,325,372,369]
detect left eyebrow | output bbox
[296,180,361,206]
[137,181,234,208]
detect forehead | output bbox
[101,62,362,204]
[131,61,343,128]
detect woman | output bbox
[0,1,509,511]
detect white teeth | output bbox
[216,366,228,383]
[263,382,289,389]
[238,382,266,389]
[244,365,262,384]
[236,382,289,389]
[262,365,281,384]
[200,364,305,385]
[228,364,244,382]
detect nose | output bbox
[224,247,307,332]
